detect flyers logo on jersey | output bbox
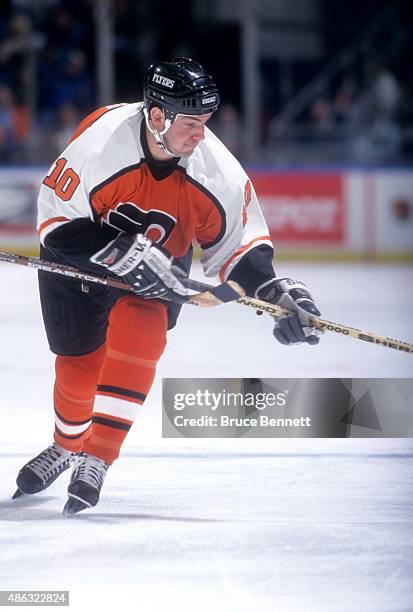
[104,202,177,246]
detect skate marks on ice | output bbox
[1,495,229,523]
[0,495,58,521]
[64,512,225,523]
[0,503,227,524]
[0,453,229,523]
[0,446,412,612]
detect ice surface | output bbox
[0,261,412,612]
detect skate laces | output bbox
[73,453,108,490]
[28,443,73,481]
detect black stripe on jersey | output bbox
[88,163,142,221]
[103,210,142,234]
[43,218,119,267]
[228,244,275,297]
[104,203,177,244]
[92,415,131,431]
[177,167,227,249]
[55,424,90,440]
[54,408,92,426]
[111,203,145,225]
[96,385,147,402]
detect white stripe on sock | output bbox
[55,414,92,435]
[93,394,139,422]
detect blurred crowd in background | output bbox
[0,0,412,166]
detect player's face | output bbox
[164,113,212,156]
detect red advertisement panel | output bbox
[250,172,345,243]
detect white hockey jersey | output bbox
[37,102,273,281]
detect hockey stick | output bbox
[183,278,413,355]
[1,250,412,354]
[0,251,219,302]
[0,251,136,293]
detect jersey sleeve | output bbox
[37,104,142,246]
[187,129,274,287]
[37,151,96,246]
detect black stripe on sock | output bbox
[92,415,131,431]
[54,408,92,426]
[96,385,146,402]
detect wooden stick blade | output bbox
[188,281,246,307]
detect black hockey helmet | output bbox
[143,57,220,122]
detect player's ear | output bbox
[149,106,166,131]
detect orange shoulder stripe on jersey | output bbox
[37,216,70,235]
[69,104,125,144]
[219,235,272,281]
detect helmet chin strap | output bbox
[143,108,177,157]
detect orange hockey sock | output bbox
[53,343,106,452]
[82,296,168,464]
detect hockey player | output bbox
[13,58,322,514]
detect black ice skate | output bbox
[63,453,109,516]
[13,443,75,498]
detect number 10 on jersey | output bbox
[43,158,80,201]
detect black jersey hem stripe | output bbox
[88,163,142,221]
[54,408,93,426]
[96,385,146,401]
[92,415,131,431]
[176,167,226,249]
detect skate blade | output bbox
[63,495,91,516]
[12,488,26,499]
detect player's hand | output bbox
[256,278,323,346]
[91,233,189,303]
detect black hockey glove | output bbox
[256,278,322,346]
[90,233,189,303]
